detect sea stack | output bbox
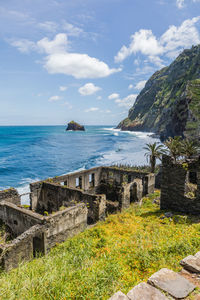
[66,121,85,131]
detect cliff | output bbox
[117,45,200,141]
[66,121,85,131]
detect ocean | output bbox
[0,125,158,201]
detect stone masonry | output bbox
[0,166,154,271]
[109,250,200,299]
[160,155,200,214]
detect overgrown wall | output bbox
[0,202,44,236]
[0,225,45,271]
[160,155,200,214]
[45,203,87,251]
[0,188,20,206]
[34,182,106,223]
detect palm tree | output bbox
[181,139,199,159]
[143,142,165,173]
[164,136,182,162]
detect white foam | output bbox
[103,127,120,132]
[16,177,41,205]
[103,127,156,139]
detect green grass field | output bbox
[0,191,200,300]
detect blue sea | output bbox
[0,125,158,197]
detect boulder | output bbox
[127,282,168,300]
[66,121,85,131]
[180,252,200,273]
[148,268,196,299]
[109,291,128,300]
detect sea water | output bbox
[0,125,158,199]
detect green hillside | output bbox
[117,45,200,141]
[0,192,200,299]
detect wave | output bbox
[102,127,156,139]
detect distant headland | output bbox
[66,121,85,131]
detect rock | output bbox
[180,253,200,273]
[117,45,200,141]
[127,282,168,300]
[148,268,196,299]
[195,251,200,259]
[164,212,173,218]
[66,121,85,131]
[109,291,129,300]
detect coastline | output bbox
[0,125,159,199]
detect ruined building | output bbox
[161,155,200,214]
[0,166,154,271]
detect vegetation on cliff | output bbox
[66,121,85,131]
[0,191,200,299]
[117,45,200,141]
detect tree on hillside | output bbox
[181,139,199,159]
[143,142,165,173]
[164,136,182,162]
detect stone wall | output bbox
[33,182,106,224]
[34,167,103,191]
[100,167,154,196]
[0,188,20,206]
[160,155,200,214]
[0,225,45,271]
[0,165,155,271]
[0,201,44,236]
[0,203,88,270]
[30,182,43,211]
[44,203,87,251]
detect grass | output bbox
[0,191,200,299]
[0,223,8,245]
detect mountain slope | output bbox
[117,45,200,141]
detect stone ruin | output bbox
[161,155,200,214]
[0,166,154,271]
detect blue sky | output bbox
[1,0,200,125]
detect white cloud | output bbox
[10,33,68,54]
[44,52,121,79]
[62,21,83,36]
[97,96,102,100]
[135,80,147,90]
[10,33,121,79]
[62,101,72,109]
[115,17,200,64]
[85,107,99,112]
[105,109,111,113]
[37,33,68,54]
[134,58,140,65]
[38,21,58,32]
[48,95,62,102]
[115,29,163,63]
[176,0,185,8]
[148,55,165,67]
[9,39,36,53]
[59,86,68,91]
[108,93,120,100]
[128,84,133,90]
[78,83,101,96]
[160,16,200,58]
[115,94,138,108]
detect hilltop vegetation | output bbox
[0,191,200,299]
[117,45,200,141]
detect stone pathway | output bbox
[109,251,200,299]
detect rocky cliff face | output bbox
[66,121,85,131]
[117,45,200,141]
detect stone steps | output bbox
[109,251,200,299]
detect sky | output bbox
[1,0,200,125]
